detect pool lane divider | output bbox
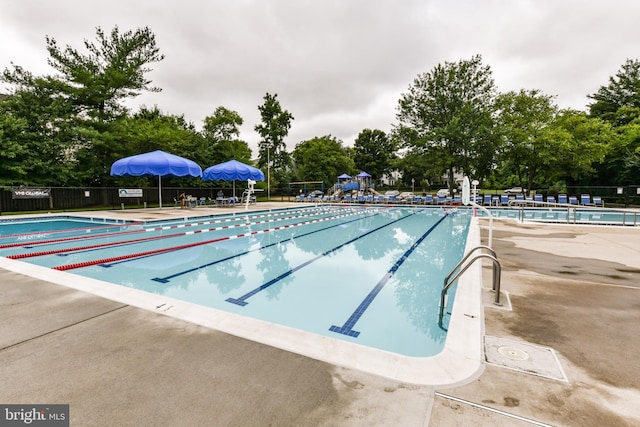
[51,207,382,271]
[225,210,418,307]
[151,210,384,283]
[329,213,450,338]
[0,206,343,250]
[0,221,143,242]
[7,206,363,260]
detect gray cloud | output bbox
[1,1,639,155]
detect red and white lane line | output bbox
[52,207,382,271]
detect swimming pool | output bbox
[0,205,484,385]
[0,206,470,356]
[480,206,640,226]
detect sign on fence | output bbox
[12,188,51,199]
[118,188,143,198]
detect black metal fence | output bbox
[0,186,242,214]
[1,184,639,214]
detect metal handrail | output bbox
[443,245,496,288]
[439,249,502,328]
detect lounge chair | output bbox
[484,195,492,206]
[534,194,543,203]
[547,195,556,203]
[593,196,604,207]
[557,194,568,204]
[515,194,525,202]
[500,194,509,205]
[569,196,578,205]
[581,194,592,205]
[424,194,433,204]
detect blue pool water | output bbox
[480,206,640,225]
[0,206,471,357]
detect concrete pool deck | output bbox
[1,204,639,426]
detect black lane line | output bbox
[150,210,381,283]
[226,211,418,307]
[329,213,449,338]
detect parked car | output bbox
[504,187,525,195]
[436,188,450,197]
[309,190,324,197]
[398,192,415,201]
[384,190,400,198]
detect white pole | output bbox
[158,175,162,208]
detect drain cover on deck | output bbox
[497,346,529,361]
[485,336,568,382]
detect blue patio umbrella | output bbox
[110,150,202,208]
[202,159,265,198]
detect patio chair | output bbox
[557,194,568,204]
[483,195,492,206]
[198,197,206,206]
[500,194,509,205]
[593,196,604,207]
[424,194,434,204]
[534,194,543,203]
[569,196,578,205]
[581,194,592,205]
[547,195,556,203]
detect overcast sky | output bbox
[1,1,639,156]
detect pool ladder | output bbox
[439,245,502,328]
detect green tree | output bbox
[2,26,165,189]
[494,89,558,191]
[353,129,396,179]
[106,107,203,188]
[292,135,355,188]
[0,74,78,185]
[395,55,498,191]
[44,26,164,121]
[255,93,294,196]
[589,59,640,123]
[201,106,252,167]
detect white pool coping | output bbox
[0,214,484,387]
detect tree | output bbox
[494,89,558,191]
[291,135,355,188]
[254,93,294,196]
[0,74,78,185]
[395,55,499,190]
[105,106,203,188]
[352,129,396,179]
[589,59,640,123]
[200,106,251,167]
[2,26,165,189]
[44,26,164,121]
